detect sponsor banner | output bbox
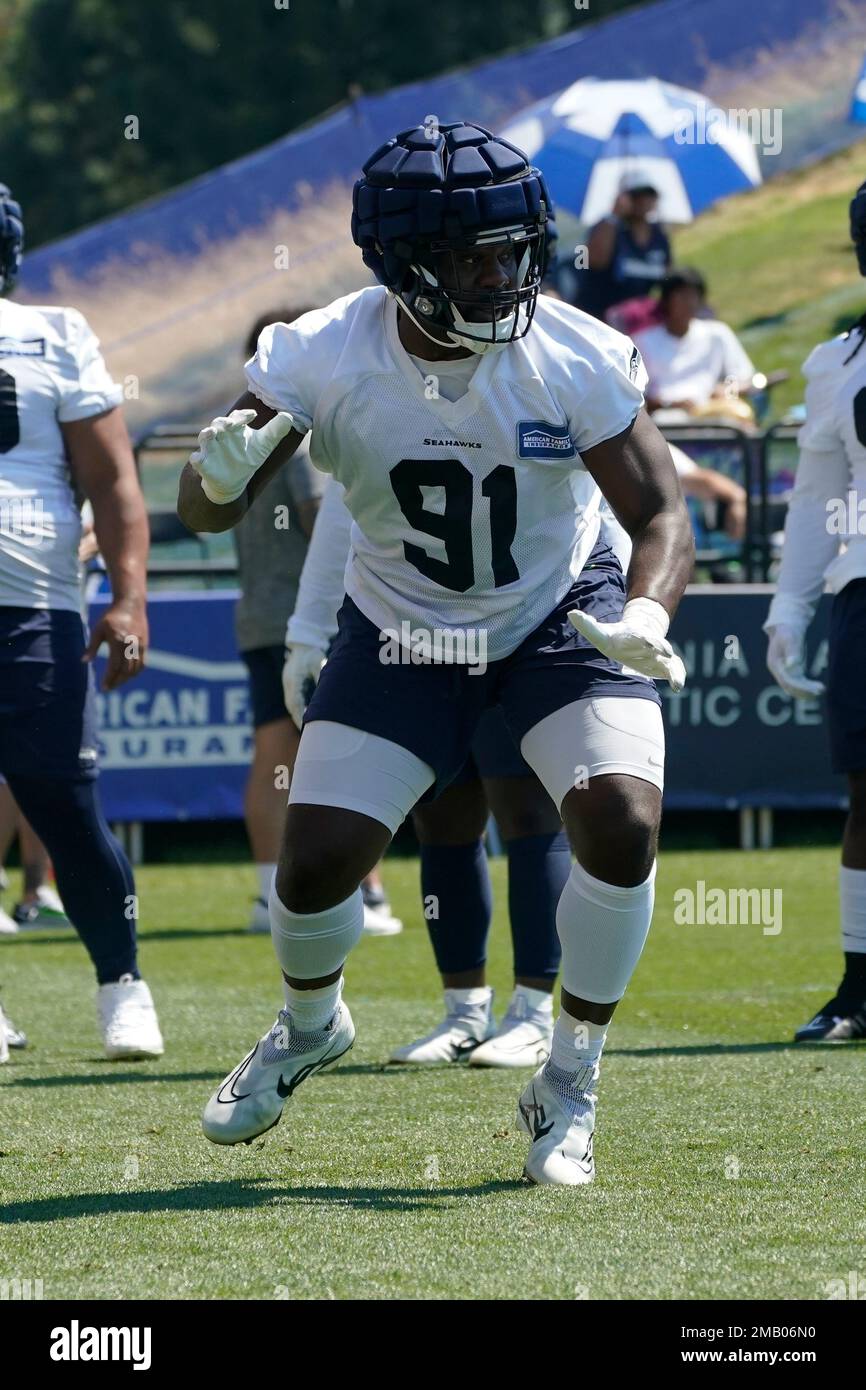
[664,587,840,808]
[89,591,252,821]
[88,587,842,823]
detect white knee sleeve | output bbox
[289,720,435,834]
[556,859,656,1004]
[520,697,665,813]
[269,880,364,981]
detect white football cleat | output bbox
[202,1002,355,1145]
[389,988,494,1065]
[363,903,403,936]
[13,884,70,928]
[246,896,270,934]
[469,988,552,1068]
[0,1005,9,1064]
[0,904,18,936]
[517,1064,596,1186]
[97,976,164,1060]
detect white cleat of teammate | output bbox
[98,975,164,1060]
[0,904,18,936]
[202,1000,355,1145]
[389,987,494,1065]
[517,1063,596,1186]
[469,987,552,1069]
[0,1004,9,1064]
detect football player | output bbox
[764,180,866,1043]
[0,184,162,1058]
[283,479,568,1067]
[180,123,693,1185]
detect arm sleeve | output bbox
[571,337,648,453]
[765,352,849,630]
[56,310,124,422]
[286,475,352,650]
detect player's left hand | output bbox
[190,409,296,505]
[568,596,686,692]
[83,600,148,690]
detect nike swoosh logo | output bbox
[216,1045,259,1104]
[563,1135,594,1175]
[276,1030,353,1097]
[277,1060,320,1098]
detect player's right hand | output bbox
[282,643,327,729]
[766,624,824,700]
[189,409,295,505]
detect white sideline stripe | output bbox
[143,649,247,681]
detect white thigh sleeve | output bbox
[288,720,435,834]
[519,697,665,812]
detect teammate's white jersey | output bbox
[0,299,122,612]
[247,287,646,661]
[767,325,866,631]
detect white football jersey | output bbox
[767,324,866,630]
[246,287,646,660]
[0,299,122,612]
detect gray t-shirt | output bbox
[233,437,324,651]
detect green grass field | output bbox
[1,848,864,1302]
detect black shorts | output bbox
[242,644,292,729]
[826,578,866,774]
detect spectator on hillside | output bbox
[576,170,672,320]
[634,267,755,419]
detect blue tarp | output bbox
[21,0,866,295]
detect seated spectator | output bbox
[576,170,672,319]
[669,442,747,542]
[635,267,756,420]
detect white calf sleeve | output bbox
[556,859,656,1004]
[840,865,866,953]
[269,879,364,981]
[520,696,665,813]
[289,720,434,834]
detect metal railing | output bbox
[134,419,790,586]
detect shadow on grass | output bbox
[608,1041,866,1057]
[0,1176,526,1224]
[0,927,253,945]
[3,1061,390,1088]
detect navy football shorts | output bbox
[242,643,293,729]
[826,578,866,774]
[304,539,661,799]
[0,606,99,780]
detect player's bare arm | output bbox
[581,406,694,617]
[63,405,150,690]
[177,390,306,534]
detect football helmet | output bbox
[352,121,555,355]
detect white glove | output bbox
[282,643,327,728]
[766,624,824,700]
[189,408,296,505]
[568,596,686,692]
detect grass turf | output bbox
[1,848,864,1301]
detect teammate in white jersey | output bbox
[0,183,162,1059]
[764,180,866,1042]
[180,122,694,1185]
